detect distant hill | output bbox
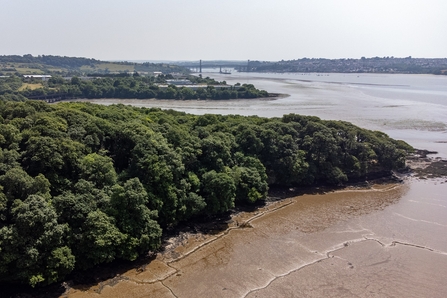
[0,54,189,76]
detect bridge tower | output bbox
[200,60,202,73]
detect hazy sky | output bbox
[1,0,446,61]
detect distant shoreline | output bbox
[56,93,288,105]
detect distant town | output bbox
[244,57,447,74]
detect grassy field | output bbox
[19,83,44,91]
[80,62,135,73]
[14,67,45,74]
[1,62,45,75]
[46,67,65,72]
[3,61,137,75]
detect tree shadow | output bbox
[0,281,67,298]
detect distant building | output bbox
[63,76,95,81]
[23,75,52,81]
[157,84,234,90]
[166,79,192,85]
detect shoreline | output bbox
[50,93,288,105]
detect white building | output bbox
[23,75,52,81]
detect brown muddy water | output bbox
[63,73,447,297]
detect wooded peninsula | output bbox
[0,94,412,287]
[1,74,269,102]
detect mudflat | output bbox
[64,175,447,297]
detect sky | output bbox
[1,0,446,61]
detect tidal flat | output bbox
[65,178,447,298]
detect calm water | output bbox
[68,73,447,297]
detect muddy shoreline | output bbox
[54,92,289,105]
[63,182,407,297]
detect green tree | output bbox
[79,153,117,188]
[233,166,267,203]
[0,195,74,286]
[201,170,236,214]
[109,178,162,260]
[76,210,125,269]
[0,168,50,201]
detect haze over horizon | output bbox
[1,0,446,61]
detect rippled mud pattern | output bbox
[246,240,447,298]
[373,119,447,131]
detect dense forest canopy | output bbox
[0,97,412,287]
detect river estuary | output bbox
[66,72,447,297]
